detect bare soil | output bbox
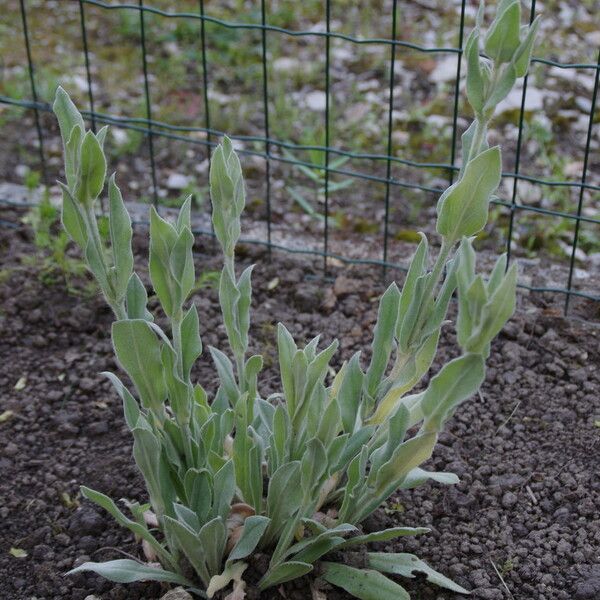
[1,207,599,600]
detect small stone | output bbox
[32,335,48,348]
[305,90,326,111]
[553,507,571,523]
[88,422,109,436]
[477,589,504,600]
[556,539,571,554]
[4,442,18,457]
[32,544,53,561]
[293,287,320,312]
[69,507,105,535]
[166,173,190,190]
[161,588,194,600]
[16,164,29,178]
[430,56,458,83]
[79,377,96,392]
[78,535,98,552]
[502,491,518,508]
[273,57,301,73]
[575,574,600,599]
[488,474,525,490]
[470,568,489,587]
[54,533,71,546]
[333,275,362,298]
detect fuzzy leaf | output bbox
[369,329,440,425]
[198,517,228,577]
[126,273,152,321]
[169,226,195,303]
[339,527,429,548]
[108,174,133,299]
[365,283,400,399]
[465,263,517,353]
[368,552,470,594]
[321,562,410,600]
[484,63,517,110]
[181,304,203,378]
[513,16,540,77]
[76,131,106,204]
[484,1,521,63]
[102,371,140,429]
[59,184,87,248]
[112,320,166,412]
[400,468,460,489]
[65,125,83,190]
[465,31,484,113]
[228,515,271,563]
[163,515,211,586]
[66,559,193,587]
[132,427,175,518]
[258,561,313,590]
[80,486,171,565]
[436,146,502,242]
[421,354,485,432]
[375,431,436,488]
[149,207,178,317]
[53,87,85,187]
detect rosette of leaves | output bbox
[52,2,537,598]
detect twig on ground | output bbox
[496,401,521,434]
[489,558,514,599]
[525,485,538,505]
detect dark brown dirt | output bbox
[1,207,599,600]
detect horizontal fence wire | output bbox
[1,195,598,305]
[3,0,600,315]
[3,95,599,199]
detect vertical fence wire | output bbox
[448,0,466,185]
[198,0,211,164]
[323,0,331,275]
[197,0,215,247]
[382,0,398,278]
[78,0,96,133]
[564,46,600,315]
[506,0,537,268]
[138,0,158,205]
[260,0,272,255]
[19,0,47,185]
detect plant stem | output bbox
[84,204,127,320]
[171,311,184,379]
[470,118,488,160]
[469,64,500,160]
[224,253,246,388]
[424,238,453,309]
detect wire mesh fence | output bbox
[1,0,599,314]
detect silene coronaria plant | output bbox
[53,3,538,598]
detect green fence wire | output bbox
[2,0,599,314]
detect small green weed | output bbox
[21,193,89,292]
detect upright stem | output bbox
[84,204,127,321]
[383,238,453,401]
[171,311,184,379]
[469,64,499,161]
[423,238,453,308]
[224,253,246,388]
[410,238,454,350]
[470,117,488,160]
